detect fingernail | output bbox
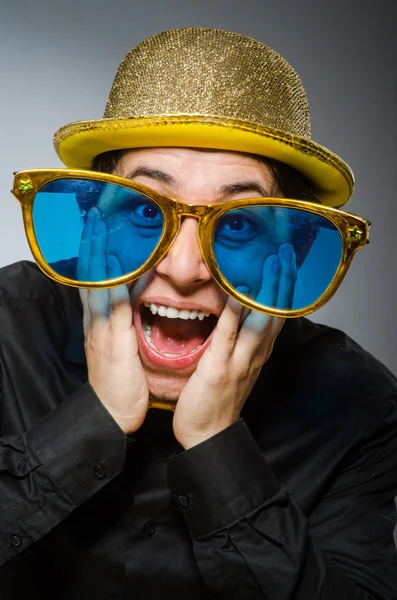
[266,254,281,272]
[271,256,281,273]
[279,243,293,259]
[87,206,99,219]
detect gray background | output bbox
[0,0,396,375]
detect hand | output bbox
[173,245,296,449]
[78,207,149,434]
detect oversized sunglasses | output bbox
[12,169,370,318]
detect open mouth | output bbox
[140,302,218,359]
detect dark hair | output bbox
[91,149,319,202]
[92,149,124,177]
[257,156,319,202]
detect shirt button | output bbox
[178,495,190,508]
[93,464,107,480]
[143,523,156,537]
[11,535,22,549]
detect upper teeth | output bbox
[144,302,211,320]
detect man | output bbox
[1,28,396,599]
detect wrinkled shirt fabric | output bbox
[0,261,396,600]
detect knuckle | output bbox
[210,370,229,387]
[109,298,129,315]
[85,329,107,354]
[85,336,99,356]
[282,269,296,281]
[238,363,252,380]
[109,300,120,315]
[219,325,238,345]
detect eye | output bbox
[135,202,161,220]
[224,215,246,231]
[128,199,163,229]
[97,185,164,230]
[215,209,261,243]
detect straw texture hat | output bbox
[54,28,354,207]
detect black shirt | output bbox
[0,260,396,600]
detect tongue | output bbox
[150,315,212,355]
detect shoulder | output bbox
[0,261,84,370]
[0,261,82,354]
[255,318,397,438]
[0,260,80,309]
[276,317,396,395]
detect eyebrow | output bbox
[124,167,271,199]
[125,167,178,186]
[217,181,271,198]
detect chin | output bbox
[146,371,188,408]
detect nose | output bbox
[155,217,212,288]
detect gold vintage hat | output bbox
[54,28,354,207]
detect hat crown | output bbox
[104,28,311,138]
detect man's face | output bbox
[112,147,281,402]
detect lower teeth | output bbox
[142,321,177,357]
[141,320,202,357]
[142,321,152,342]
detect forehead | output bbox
[115,147,277,189]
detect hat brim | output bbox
[54,115,354,207]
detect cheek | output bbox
[214,240,278,296]
[105,216,162,273]
[128,270,157,307]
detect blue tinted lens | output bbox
[32,178,164,282]
[213,206,343,311]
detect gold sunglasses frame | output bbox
[12,168,370,318]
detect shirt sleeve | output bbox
[0,383,127,568]
[168,408,397,600]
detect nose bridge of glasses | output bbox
[173,201,212,219]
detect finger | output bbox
[77,207,96,281]
[79,288,90,332]
[256,253,281,308]
[78,208,97,331]
[86,211,110,320]
[236,309,283,364]
[209,292,245,359]
[107,255,134,333]
[241,253,280,335]
[276,243,297,310]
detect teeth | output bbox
[144,302,211,320]
[166,307,179,319]
[142,319,152,343]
